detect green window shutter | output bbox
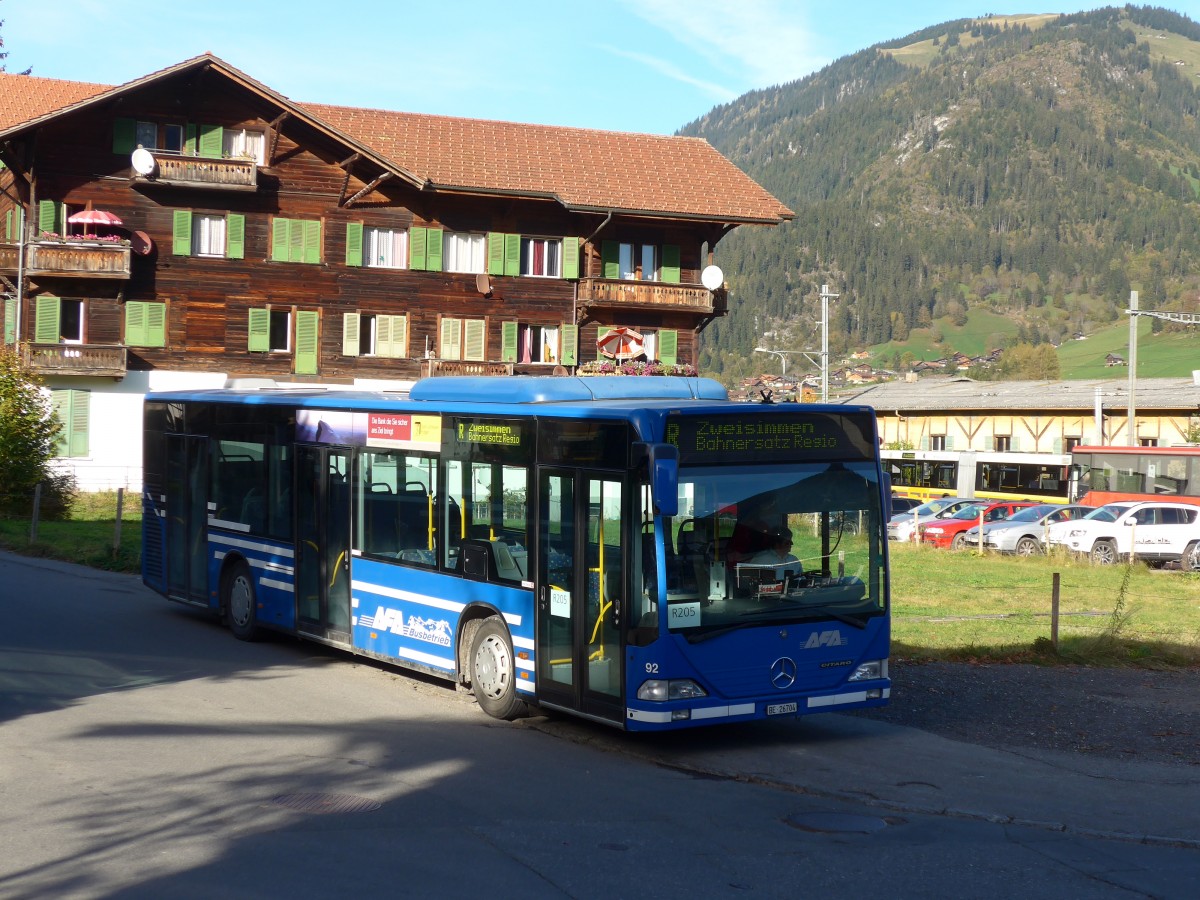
[601,241,620,279]
[38,199,61,235]
[463,319,486,361]
[661,245,681,284]
[503,233,521,277]
[376,315,393,357]
[440,317,461,360]
[125,301,147,346]
[560,323,578,366]
[184,124,198,156]
[658,329,678,365]
[52,390,90,458]
[198,124,223,158]
[146,302,166,348]
[35,295,60,344]
[248,308,271,352]
[5,209,13,240]
[426,228,443,272]
[500,321,518,363]
[226,213,245,259]
[945,435,955,451]
[113,117,136,154]
[1053,438,1063,454]
[172,210,192,255]
[5,297,17,344]
[302,220,321,264]
[562,237,580,280]
[1009,435,1021,452]
[487,232,505,276]
[295,310,319,375]
[342,313,360,356]
[345,222,363,267]
[410,226,427,270]
[271,218,291,261]
[389,314,408,358]
[984,436,994,451]
[287,218,304,262]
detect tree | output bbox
[0,7,30,74]
[0,347,73,518]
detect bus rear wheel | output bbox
[224,560,261,641]
[469,616,525,720]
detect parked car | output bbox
[961,503,1094,556]
[891,495,923,516]
[1044,500,1200,566]
[920,500,1040,550]
[888,497,976,542]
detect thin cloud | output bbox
[619,0,828,89]
[600,45,738,102]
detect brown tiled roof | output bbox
[0,72,110,129]
[303,104,794,224]
[0,58,793,225]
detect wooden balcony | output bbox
[577,277,725,315]
[22,343,127,378]
[0,241,131,279]
[132,151,258,191]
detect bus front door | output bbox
[295,445,352,643]
[536,470,626,724]
[165,434,208,604]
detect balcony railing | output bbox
[133,151,258,191]
[577,277,724,314]
[22,343,127,378]
[0,241,132,279]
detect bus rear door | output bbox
[295,445,353,643]
[536,470,626,724]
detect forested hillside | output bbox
[683,6,1200,381]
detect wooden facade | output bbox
[0,55,792,390]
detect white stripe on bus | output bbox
[208,533,295,559]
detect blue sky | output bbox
[4,1,1160,134]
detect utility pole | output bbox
[819,283,838,403]
[1128,290,1138,446]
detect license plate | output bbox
[766,702,798,716]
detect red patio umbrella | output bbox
[67,206,123,227]
[597,326,645,360]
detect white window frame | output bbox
[193,213,227,257]
[443,232,486,274]
[268,309,291,352]
[222,128,265,165]
[60,299,85,344]
[520,237,562,277]
[365,226,409,269]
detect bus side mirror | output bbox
[639,442,678,517]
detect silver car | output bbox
[961,504,1094,556]
[888,497,976,542]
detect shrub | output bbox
[0,346,71,519]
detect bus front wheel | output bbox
[224,561,261,641]
[469,617,525,720]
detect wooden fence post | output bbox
[1051,572,1061,651]
[29,483,42,544]
[113,487,125,554]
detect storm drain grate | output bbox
[270,792,381,814]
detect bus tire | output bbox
[1090,540,1118,566]
[224,560,262,641]
[469,616,525,720]
[1015,536,1041,557]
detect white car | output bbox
[1045,501,1200,565]
[962,504,1094,556]
[887,497,976,542]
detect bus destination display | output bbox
[667,412,874,464]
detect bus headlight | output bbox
[848,659,887,682]
[637,679,709,701]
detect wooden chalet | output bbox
[0,54,792,489]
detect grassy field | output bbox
[2,495,1198,669]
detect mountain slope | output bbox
[683,7,1200,381]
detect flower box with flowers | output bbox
[37,232,130,246]
[578,359,699,377]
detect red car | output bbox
[920,501,1039,550]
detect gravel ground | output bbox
[856,660,1200,767]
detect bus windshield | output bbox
[663,460,885,636]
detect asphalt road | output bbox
[2,550,1198,899]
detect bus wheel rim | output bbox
[475,635,511,699]
[230,575,253,626]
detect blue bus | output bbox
[142,376,890,731]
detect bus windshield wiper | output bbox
[739,603,867,629]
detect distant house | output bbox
[1105,353,1127,367]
